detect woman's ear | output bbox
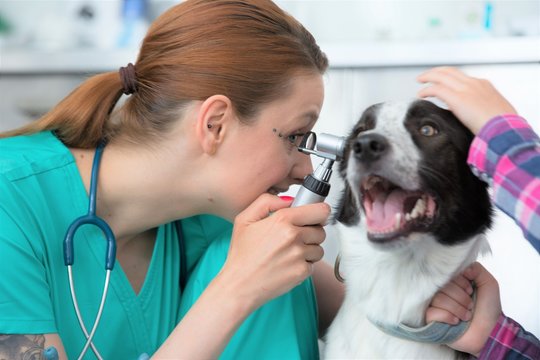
[195,95,234,155]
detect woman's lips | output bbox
[267,187,288,195]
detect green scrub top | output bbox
[0,131,319,359]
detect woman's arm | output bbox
[154,270,255,359]
[0,334,67,360]
[313,260,345,335]
[154,194,330,358]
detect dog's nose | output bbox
[353,133,389,163]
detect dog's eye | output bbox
[420,125,439,137]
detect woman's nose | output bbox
[292,151,314,184]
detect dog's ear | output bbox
[333,183,361,226]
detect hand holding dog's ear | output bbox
[417,67,517,135]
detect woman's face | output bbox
[218,73,325,218]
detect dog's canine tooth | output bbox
[365,176,381,191]
[411,198,426,219]
[395,213,402,229]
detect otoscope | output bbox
[292,132,346,207]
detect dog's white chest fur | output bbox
[323,222,489,359]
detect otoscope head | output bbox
[298,131,346,161]
[291,132,345,207]
[317,133,346,160]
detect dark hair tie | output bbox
[119,63,137,95]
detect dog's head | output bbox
[335,99,492,248]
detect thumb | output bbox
[463,262,494,287]
[236,193,293,224]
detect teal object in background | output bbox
[180,215,320,360]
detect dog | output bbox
[323,99,493,359]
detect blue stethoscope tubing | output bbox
[63,141,114,360]
[63,141,187,359]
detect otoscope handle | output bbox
[291,185,327,207]
[291,174,330,207]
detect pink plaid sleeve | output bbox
[467,114,540,254]
[476,314,540,359]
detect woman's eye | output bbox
[287,133,304,146]
[420,124,439,137]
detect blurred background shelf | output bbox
[1,36,539,74]
[324,36,540,68]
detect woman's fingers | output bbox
[236,193,294,223]
[284,202,331,227]
[304,244,325,263]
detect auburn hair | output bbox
[0,0,328,148]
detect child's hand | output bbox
[426,272,474,326]
[417,67,517,134]
[426,262,502,357]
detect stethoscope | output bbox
[63,141,187,360]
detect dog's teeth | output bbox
[365,176,381,190]
[394,213,402,229]
[405,213,411,221]
[411,198,426,219]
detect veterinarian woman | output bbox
[0,1,334,358]
[0,1,509,359]
[421,67,540,359]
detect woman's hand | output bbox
[417,66,517,134]
[427,262,502,357]
[220,194,330,311]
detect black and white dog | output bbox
[324,99,493,359]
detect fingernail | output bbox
[279,196,294,202]
[465,311,472,321]
[452,317,460,325]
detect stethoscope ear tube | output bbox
[63,215,117,270]
[62,140,117,270]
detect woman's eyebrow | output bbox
[298,111,319,125]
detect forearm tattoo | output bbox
[0,334,45,360]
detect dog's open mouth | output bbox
[361,175,438,243]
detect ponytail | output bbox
[0,72,124,148]
[1,0,328,149]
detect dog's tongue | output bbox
[367,189,408,231]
